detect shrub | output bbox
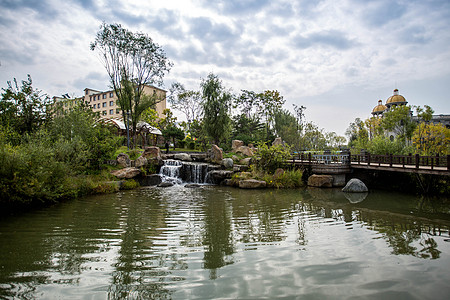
[252,142,291,174]
[122,179,140,190]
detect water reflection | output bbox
[0,187,449,299]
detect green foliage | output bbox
[366,135,413,155]
[201,73,232,145]
[252,143,291,174]
[122,179,140,190]
[413,123,450,156]
[380,105,416,141]
[1,75,50,136]
[91,22,172,149]
[162,125,185,149]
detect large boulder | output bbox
[239,179,267,189]
[111,167,141,179]
[342,178,368,193]
[207,144,223,164]
[307,174,333,188]
[174,153,192,161]
[207,170,234,184]
[232,140,245,151]
[134,156,148,168]
[222,158,234,169]
[141,146,161,159]
[117,153,131,168]
[235,146,254,156]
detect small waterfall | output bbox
[159,160,183,184]
[159,160,213,185]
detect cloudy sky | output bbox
[1,0,450,137]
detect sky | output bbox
[1,0,450,137]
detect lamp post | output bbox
[126,110,130,150]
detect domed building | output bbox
[385,88,408,108]
[371,100,387,117]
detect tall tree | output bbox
[1,75,49,135]
[201,73,232,145]
[90,22,172,148]
[168,82,203,129]
[257,90,285,140]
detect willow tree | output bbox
[201,73,232,146]
[90,22,172,148]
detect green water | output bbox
[1,186,449,299]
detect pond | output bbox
[1,186,450,299]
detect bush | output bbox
[252,142,291,174]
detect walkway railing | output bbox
[289,152,450,172]
[351,153,450,170]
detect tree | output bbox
[380,105,416,142]
[162,125,184,150]
[412,123,450,156]
[201,73,232,145]
[1,75,49,135]
[274,109,301,149]
[345,118,368,149]
[168,82,203,129]
[258,90,285,140]
[90,22,172,148]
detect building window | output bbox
[102,111,107,116]
[110,92,114,97]
[103,94,106,99]
[103,102,107,108]
[98,95,101,100]
[109,109,113,115]
[110,101,114,106]
[116,108,120,114]
[92,104,96,109]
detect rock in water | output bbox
[239,179,267,189]
[307,175,333,188]
[342,178,368,193]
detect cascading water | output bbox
[159,159,214,185]
[159,160,183,184]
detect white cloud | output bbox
[1,0,449,137]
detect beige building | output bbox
[53,84,167,120]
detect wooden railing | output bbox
[351,153,450,170]
[290,152,450,171]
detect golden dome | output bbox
[386,89,407,106]
[372,100,387,115]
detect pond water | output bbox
[1,186,450,299]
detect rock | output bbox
[222,158,234,169]
[158,182,174,187]
[136,174,162,186]
[233,165,249,172]
[343,192,368,203]
[207,144,223,164]
[117,153,131,168]
[235,146,254,156]
[342,178,368,193]
[135,156,148,168]
[111,167,141,179]
[272,137,283,146]
[207,170,234,184]
[239,179,267,189]
[174,153,192,161]
[185,184,201,188]
[141,146,161,159]
[232,140,245,151]
[307,174,333,188]
[274,168,285,179]
[240,157,252,165]
[232,155,240,162]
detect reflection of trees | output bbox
[304,188,447,260]
[202,195,234,279]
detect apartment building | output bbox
[53,84,167,119]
